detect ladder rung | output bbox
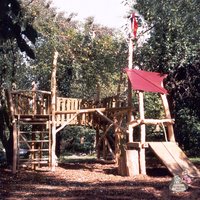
[20,131,49,134]
[20,157,49,161]
[28,149,50,152]
[19,121,48,125]
[19,140,49,143]
[19,160,49,164]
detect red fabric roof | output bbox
[125,68,168,94]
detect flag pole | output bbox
[126,13,141,176]
[128,13,137,142]
[128,37,133,142]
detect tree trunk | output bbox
[0,107,13,166]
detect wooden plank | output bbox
[127,142,142,149]
[149,142,200,177]
[163,142,200,177]
[149,142,183,175]
[126,150,139,176]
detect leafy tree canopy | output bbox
[0,0,37,59]
[131,0,200,154]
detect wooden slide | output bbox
[149,142,200,177]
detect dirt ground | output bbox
[0,159,200,200]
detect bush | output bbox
[56,126,96,156]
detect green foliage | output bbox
[175,108,200,156]
[59,126,96,154]
[16,0,128,100]
[0,0,37,59]
[132,0,200,155]
[134,0,199,72]
[132,92,167,141]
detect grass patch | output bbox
[59,154,96,163]
[189,157,200,164]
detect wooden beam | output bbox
[114,116,123,164]
[128,118,174,127]
[55,112,79,133]
[32,82,37,115]
[95,110,128,134]
[127,142,149,149]
[138,92,146,175]
[98,124,113,143]
[11,90,51,95]
[20,134,31,149]
[160,94,175,142]
[51,51,59,171]
[12,121,17,174]
[105,137,115,159]
[96,124,100,159]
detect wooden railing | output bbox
[10,90,127,126]
[11,90,51,115]
[55,95,127,126]
[56,97,83,125]
[100,95,127,108]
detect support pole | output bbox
[96,124,100,159]
[51,51,59,171]
[12,120,17,174]
[160,94,175,142]
[128,38,133,142]
[123,14,140,176]
[138,92,146,175]
[114,116,122,164]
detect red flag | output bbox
[131,13,138,38]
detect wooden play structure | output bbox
[7,51,200,178]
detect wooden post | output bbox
[138,92,146,175]
[114,116,121,164]
[51,51,59,171]
[12,120,17,173]
[126,149,139,176]
[102,125,107,160]
[31,127,36,170]
[32,81,37,115]
[160,93,175,142]
[128,37,133,142]
[96,123,100,159]
[5,90,17,174]
[96,82,100,103]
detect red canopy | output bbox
[125,68,168,94]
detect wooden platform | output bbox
[149,142,200,177]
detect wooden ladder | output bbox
[17,115,52,170]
